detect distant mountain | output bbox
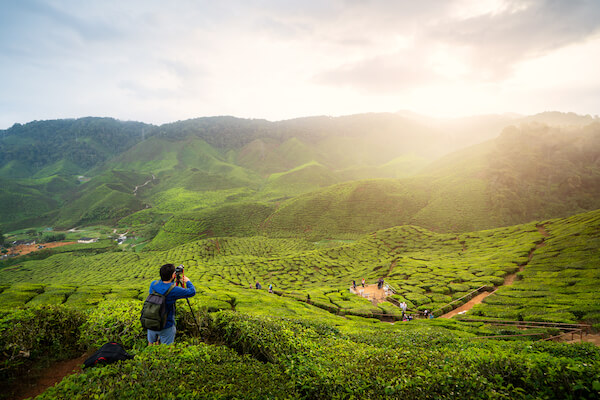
[0,117,152,179]
[264,121,600,236]
[1,112,598,237]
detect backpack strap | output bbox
[164,282,176,296]
[150,281,176,296]
[150,280,159,295]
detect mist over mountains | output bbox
[1,111,599,243]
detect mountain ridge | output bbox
[1,112,598,240]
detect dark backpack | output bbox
[83,342,134,369]
[140,282,175,331]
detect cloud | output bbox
[0,0,125,59]
[312,0,600,91]
[313,51,441,93]
[1,0,599,127]
[430,0,600,79]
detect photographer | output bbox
[147,263,196,345]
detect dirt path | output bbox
[11,353,88,400]
[7,241,77,257]
[440,292,490,318]
[564,333,600,346]
[440,227,549,319]
[351,283,389,304]
[133,173,156,196]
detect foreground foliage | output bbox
[7,309,597,400]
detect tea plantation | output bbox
[1,210,599,398]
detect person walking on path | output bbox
[400,301,407,313]
[361,278,365,288]
[146,263,196,345]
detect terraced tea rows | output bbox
[144,203,275,250]
[470,209,600,324]
[0,217,554,319]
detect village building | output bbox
[78,237,98,244]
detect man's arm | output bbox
[172,277,196,299]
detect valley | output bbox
[1,112,599,399]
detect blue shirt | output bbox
[149,280,196,329]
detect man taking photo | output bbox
[146,263,196,345]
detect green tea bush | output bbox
[211,311,319,363]
[0,305,86,387]
[0,283,45,310]
[25,285,75,306]
[448,282,470,292]
[404,292,431,306]
[37,342,299,400]
[78,300,145,351]
[64,286,111,308]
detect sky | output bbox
[1,0,600,129]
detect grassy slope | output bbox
[471,208,600,324]
[53,170,151,227]
[258,123,600,237]
[1,210,599,399]
[2,209,598,325]
[261,161,341,198]
[261,179,432,239]
[0,175,79,230]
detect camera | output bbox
[174,264,185,285]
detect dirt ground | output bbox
[564,333,600,346]
[350,283,389,304]
[11,353,89,400]
[440,292,491,319]
[7,241,77,256]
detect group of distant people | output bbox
[351,277,374,290]
[349,279,435,321]
[253,281,274,293]
[351,277,389,292]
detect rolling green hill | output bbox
[52,170,151,228]
[261,179,431,239]
[0,117,152,179]
[258,122,600,237]
[2,209,598,322]
[1,112,599,238]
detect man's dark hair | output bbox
[160,263,176,281]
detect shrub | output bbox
[37,343,299,400]
[0,305,86,386]
[78,300,145,351]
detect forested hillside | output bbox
[1,112,598,238]
[0,118,152,178]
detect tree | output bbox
[0,227,4,247]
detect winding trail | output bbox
[133,174,156,196]
[440,224,549,319]
[440,292,491,319]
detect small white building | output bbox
[78,237,98,244]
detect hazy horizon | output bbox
[2,0,599,129]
